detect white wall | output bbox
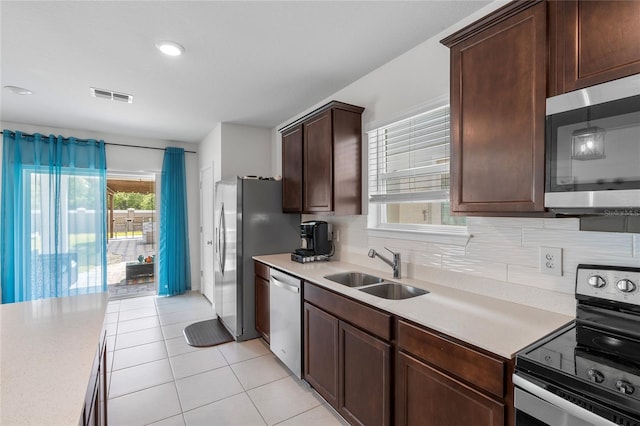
[1,121,202,292]
[199,123,222,183]
[271,1,509,176]
[269,1,640,316]
[199,123,272,183]
[221,123,272,178]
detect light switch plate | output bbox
[540,247,563,276]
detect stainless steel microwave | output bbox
[545,74,640,214]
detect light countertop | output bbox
[254,254,573,359]
[1,292,109,426]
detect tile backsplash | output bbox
[304,214,640,316]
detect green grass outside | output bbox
[69,233,97,244]
[110,231,143,238]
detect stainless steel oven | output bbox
[545,74,640,213]
[514,264,640,426]
[514,373,618,426]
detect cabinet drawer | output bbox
[254,261,270,280]
[396,351,504,426]
[304,282,392,341]
[397,320,506,399]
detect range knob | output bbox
[588,275,606,288]
[616,279,637,293]
[616,380,635,395]
[587,369,605,383]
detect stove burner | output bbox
[576,325,640,364]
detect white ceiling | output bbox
[1,1,490,144]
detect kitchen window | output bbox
[367,103,468,244]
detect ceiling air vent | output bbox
[90,87,133,103]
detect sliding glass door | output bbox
[26,170,106,300]
[1,131,107,304]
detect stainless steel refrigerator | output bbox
[214,177,300,341]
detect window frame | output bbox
[366,98,470,246]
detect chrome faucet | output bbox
[368,247,401,279]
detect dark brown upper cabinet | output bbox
[280,101,364,215]
[304,111,333,212]
[548,0,640,97]
[281,125,303,213]
[441,0,547,215]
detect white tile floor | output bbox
[105,292,348,426]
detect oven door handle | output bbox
[513,374,617,426]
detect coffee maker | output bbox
[292,221,332,263]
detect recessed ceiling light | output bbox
[4,85,33,95]
[155,40,184,56]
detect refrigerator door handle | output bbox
[220,202,226,275]
[217,202,225,275]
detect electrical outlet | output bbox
[540,247,563,276]
[334,229,340,243]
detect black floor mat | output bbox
[183,318,234,347]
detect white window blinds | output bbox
[368,105,451,204]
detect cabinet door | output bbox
[396,351,504,426]
[303,110,333,212]
[550,0,640,95]
[83,334,107,426]
[304,302,339,407]
[282,125,303,212]
[448,2,546,213]
[97,341,108,426]
[255,275,270,342]
[332,108,362,215]
[339,321,391,426]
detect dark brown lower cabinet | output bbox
[304,302,340,407]
[302,282,513,426]
[396,320,513,426]
[255,275,270,342]
[396,351,504,426]
[82,331,107,426]
[304,291,392,426]
[254,261,270,342]
[339,321,391,426]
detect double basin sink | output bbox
[323,272,428,300]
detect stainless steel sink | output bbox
[358,282,429,300]
[324,272,385,287]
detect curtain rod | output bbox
[0,131,197,154]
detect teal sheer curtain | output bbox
[1,130,108,303]
[158,147,191,296]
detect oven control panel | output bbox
[576,264,640,306]
[575,349,640,402]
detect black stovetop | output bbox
[517,321,640,422]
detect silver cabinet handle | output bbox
[271,276,300,294]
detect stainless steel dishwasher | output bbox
[269,268,302,378]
